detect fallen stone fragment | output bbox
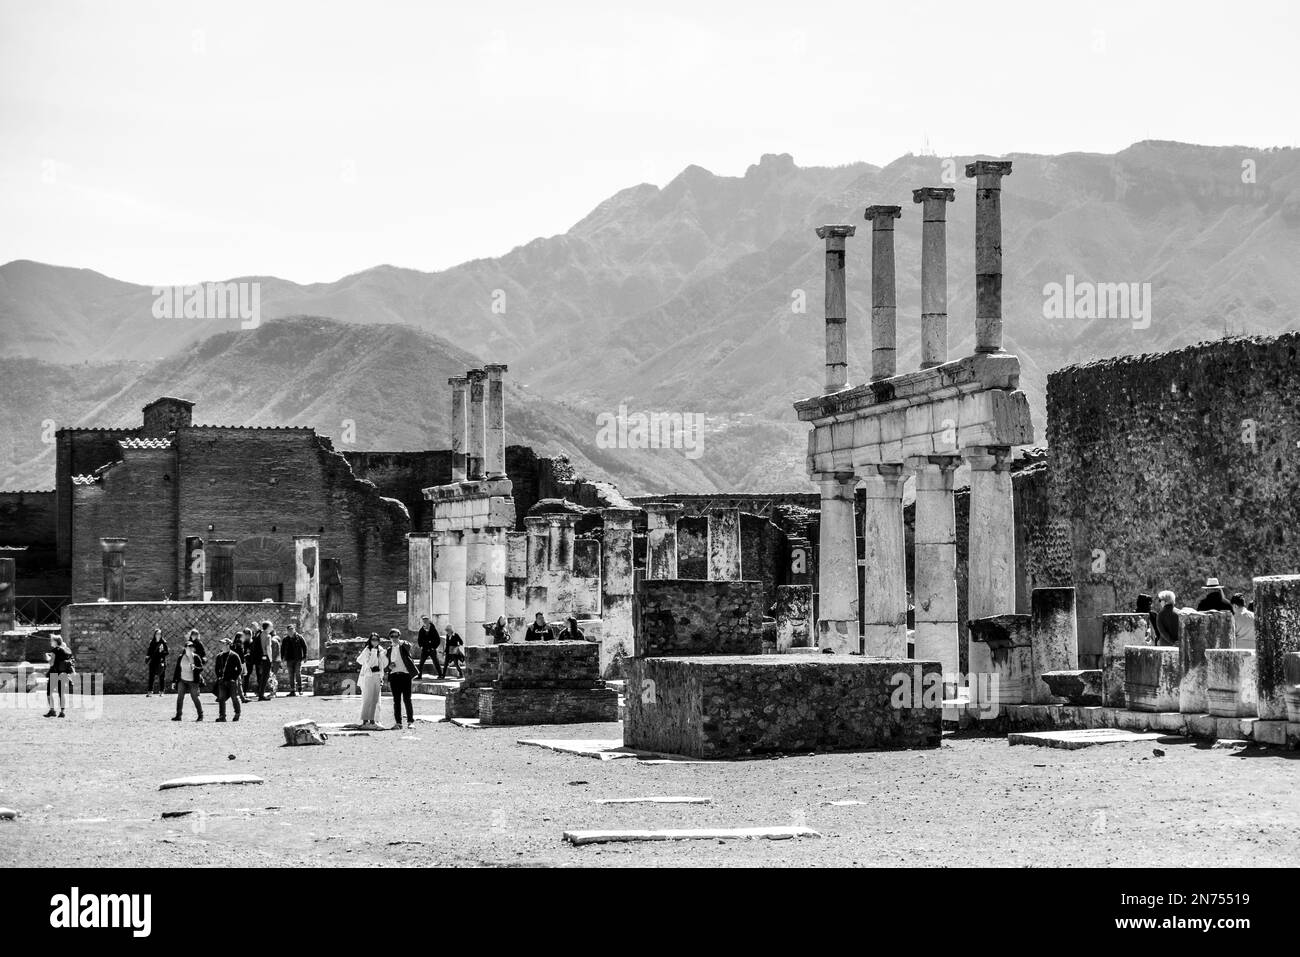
[158,774,265,791]
[1212,738,1249,750]
[1007,729,1166,750]
[564,826,821,846]
[160,810,196,819]
[595,796,711,805]
[1153,748,1166,757]
[323,730,371,737]
[0,807,18,820]
[282,720,327,746]
[824,799,867,807]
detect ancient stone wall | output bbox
[633,579,766,656]
[1047,334,1300,664]
[56,428,139,564]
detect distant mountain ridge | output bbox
[3,141,1299,493]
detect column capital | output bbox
[905,454,962,472]
[964,159,1013,183]
[855,463,904,480]
[294,533,322,542]
[964,445,1014,472]
[912,186,955,208]
[600,506,641,525]
[465,368,487,382]
[642,501,685,518]
[483,363,508,375]
[811,470,859,486]
[448,374,468,386]
[864,205,902,224]
[815,224,856,243]
[99,537,127,552]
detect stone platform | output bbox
[968,702,1300,747]
[623,655,943,759]
[447,641,617,726]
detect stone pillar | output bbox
[965,160,1013,354]
[466,369,487,481]
[858,465,907,657]
[448,375,469,483]
[484,363,508,479]
[773,584,814,652]
[966,447,1015,678]
[600,507,639,676]
[183,536,205,600]
[504,531,528,623]
[815,471,860,654]
[1029,587,1079,704]
[442,531,468,640]
[864,205,901,381]
[1100,612,1149,708]
[1177,609,1233,713]
[429,530,453,634]
[100,537,127,602]
[706,507,742,581]
[909,456,959,675]
[464,529,489,645]
[912,187,955,369]
[1251,574,1300,720]
[406,533,432,631]
[523,516,551,620]
[0,557,14,632]
[815,224,855,393]
[484,528,507,629]
[546,514,579,615]
[1206,649,1258,718]
[643,503,683,580]
[1126,646,1181,713]
[208,540,236,601]
[968,614,1033,705]
[294,535,321,658]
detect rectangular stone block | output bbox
[634,579,765,657]
[1178,610,1233,713]
[1185,713,1217,739]
[1286,652,1300,723]
[1030,587,1078,704]
[1126,646,1180,712]
[1253,575,1300,720]
[1206,649,1258,718]
[477,686,618,726]
[624,656,942,759]
[968,614,1032,704]
[1100,613,1149,708]
[1215,716,1256,740]
[1252,720,1288,746]
[495,640,601,689]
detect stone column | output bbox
[484,528,507,630]
[909,455,960,675]
[600,507,639,676]
[815,224,856,393]
[429,529,453,634]
[547,514,579,615]
[966,447,1015,677]
[100,537,127,602]
[814,471,859,654]
[504,531,528,623]
[406,533,433,631]
[864,205,901,381]
[0,557,14,632]
[1029,587,1079,704]
[1252,574,1300,720]
[183,536,205,600]
[858,465,907,657]
[912,187,955,368]
[442,531,468,639]
[294,535,322,658]
[448,375,469,483]
[706,507,742,581]
[643,502,683,580]
[466,369,487,481]
[484,363,508,479]
[464,529,489,645]
[965,160,1014,354]
[523,516,551,620]
[208,540,236,602]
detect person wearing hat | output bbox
[213,635,244,722]
[384,628,419,730]
[1196,577,1233,613]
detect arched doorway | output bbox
[233,535,295,603]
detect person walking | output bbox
[236,628,253,701]
[267,627,282,698]
[145,627,168,697]
[524,612,551,642]
[416,615,443,678]
[385,628,418,730]
[213,636,243,722]
[281,623,307,696]
[1230,593,1256,650]
[44,634,76,718]
[171,635,205,721]
[356,633,385,729]
[443,630,465,678]
[249,621,274,701]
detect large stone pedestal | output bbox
[1126,647,1180,713]
[475,641,616,726]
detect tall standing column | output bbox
[442,531,468,640]
[183,536,205,600]
[466,369,487,481]
[965,160,1014,354]
[464,529,489,645]
[484,528,507,628]
[815,225,856,393]
[909,456,960,675]
[546,514,578,615]
[643,503,683,580]
[429,529,453,634]
[504,531,527,623]
[100,537,127,601]
[706,507,742,581]
[859,465,908,657]
[600,507,639,676]
[912,187,955,368]
[484,363,508,479]
[966,446,1016,676]
[815,472,859,654]
[0,557,15,632]
[448,375,469,483]
[208,540,236,601]
[294,535,322,658]
[864,205,901,381]
[523,516,551,620]
[406,533,433,631]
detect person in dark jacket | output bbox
[524,612,552,642]
[1154,591,1180,646]
[1196,577,1233,612]
[232,630,250,702]
[249,621,274,700]
[488,615,509,645]
[416,615,443,678]
[384,628,419,729]
[145,628,169,697]
[443,630,465,678]
[44,634,76,718]
[171,636,205,721]
[281,623,308,696]
[238,628,254,701]
[213,636,243,722]
[562,616,585,641]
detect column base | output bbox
[818,619,859,655]
[863,623,907,658]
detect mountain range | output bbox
[3,140,1299,494]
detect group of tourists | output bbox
[414,615,466,680]
[1144,577,1256,650]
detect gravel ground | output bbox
[1,692,1297,867]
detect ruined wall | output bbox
[56,428,139,564]
[1047,334,1300,664]
[633,579,766,656]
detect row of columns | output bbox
[639,503,743,582]
[448,364,508,483]
[413,528,508,644]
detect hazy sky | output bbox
[2,0,1297,285]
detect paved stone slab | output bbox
[563,826,821,846]
[450,718,484,729]
[1007,729,1166,750]
[516,738,708,762]
[594,796,711,805]
[158,774,265,791]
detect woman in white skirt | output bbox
[356,633,385,728]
